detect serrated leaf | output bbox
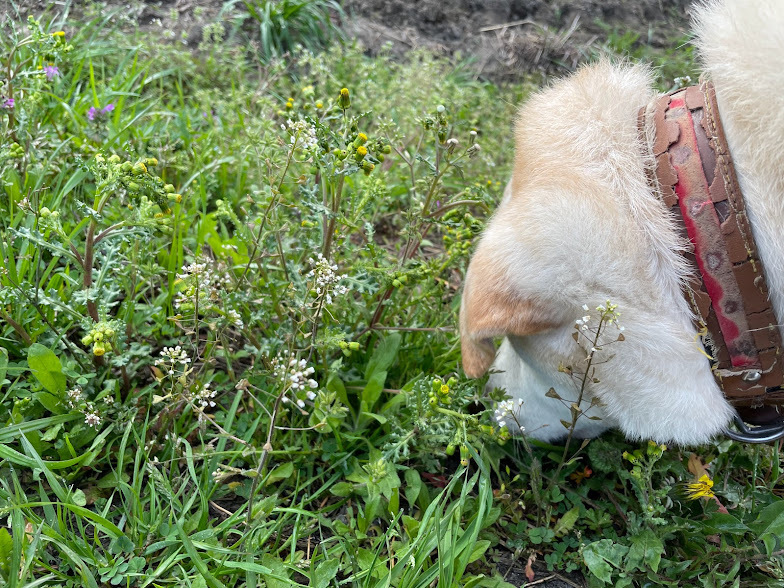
[583,539,628,584]
[554,506,580,536]
[627,528,663,573]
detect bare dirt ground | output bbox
[343,0,694,81]
[10,0,693,82]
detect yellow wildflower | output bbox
[685,474,715,500]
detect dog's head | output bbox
[457,64,736,442]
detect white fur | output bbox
[461,0,783,445]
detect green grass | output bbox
[0,5,782,588]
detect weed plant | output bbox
[0,6,782,588]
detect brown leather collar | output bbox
[639,81,784,422]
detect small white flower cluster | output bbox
[271,351,319,408]
[84,411,102,428]
[575,304,592,331]
[306,253,348,304]
[66,386,83,409]
[283,119,318,151]
[494,398,524,429]
[226,309,244,329]
[63,386,104,428]
[174,257,232,312]
[191,383,217,408]
[155,345,191,375]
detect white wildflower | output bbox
[227,309,244,329]
[155,345,191,367]
[494,398,524,429]
[192,384,217,408]
[306,253,349,304]
[84,411,102,428]
[286,119,318,151]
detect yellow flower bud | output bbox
[163,184,175,193]
[338,87,350,110]
[132,161,147,175]
[145,157,158,167]
[108,154,121,164]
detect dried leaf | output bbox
[687,453,708,479]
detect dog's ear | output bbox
[460,246,560,378]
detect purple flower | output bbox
[43,65,60,80]
[87,103,115,122]
[2,98,14,109]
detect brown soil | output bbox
[342,0,694,80]
[10,0,693,82]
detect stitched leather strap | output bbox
[641,81,784,412]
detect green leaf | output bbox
[467,539,491,564]
[28,344,66,412]
[583,539,628,584]
[264,462,294,485]
[388,486,400,515]
[0,347,8,388]
[702,512,750,535]
[312,558,340,588]
[329,482,354,497]
[751,500,784,554]
[364,333,401,380]
[404,468,422,507]
[361,369,387,408]
[553,506,580,537]
[261,554,291,588]
[0,527,11,579]
[626,529,664,573]
[72,488,87,507]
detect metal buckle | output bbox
[725,416,784,443]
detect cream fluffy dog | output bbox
[459,0,784,445]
